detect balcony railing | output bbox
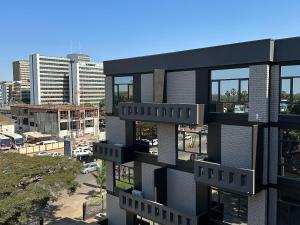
[119,190,201,225]
[118,102,205,125]
[93,141,133,164]
[194,160,255,195]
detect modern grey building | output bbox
[94,37,300,225]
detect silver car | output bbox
[81,162,99,174]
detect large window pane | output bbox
[281,65,300,77]
[293,78,300,102]
[210,188,247,225]
[220,80,239,102]
[211,68,249,80]
[211,81,219,102]
[240,80,248,102]
[279,129,300,179]
[281,79,291,101]
[115,76,133,84]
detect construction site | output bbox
[11,104,99,139]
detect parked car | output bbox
[184,133,192,140]
[72,149,93,157]
[36,140,58,145]
[141,138,158,147]
[34,151,50,157]
[81,162,99,174]
[50,152,62,157]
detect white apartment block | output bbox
[30,53,105,105]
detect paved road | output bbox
[44,168,105,225]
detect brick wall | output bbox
[157,123,177,165]
[270,65,280,122]
[105,76,113,114]
[141,73,153,103]
[141,163,160,200]
[221,125,252,169]
[167,70,196,104]
[249,65,270,122]
[248,190,267,225]
[107,193,127,225]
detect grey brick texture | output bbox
[249,65,270,123]
[105,161,114,192]
[269,127,279,184]
[157,123,177,165]
[105,76,113,114]
[167,70,196,104]
[141,163,160,201]
[107,193,127,225]
[248,190,267,225]
[167,168,197,215]
[106,116,133,146]
[221,125,252,169]
[270,65,280,122]
[141,73,153,103]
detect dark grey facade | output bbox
[94,37,300,225]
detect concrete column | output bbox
[248,190,267,225]
[105,76,113,114]
[107,193,127,225]
[153,69,165,103]
[141,73,153,103]
[248,64,270,123]
[269,127,279,184]
[268,188,277,225]
[106,161,114,192]
[157,123,177,165]
[270,65,280,122]
[106,116,133,146]
[141,163,160,201]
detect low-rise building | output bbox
[11,104,99,138]
[0,114,15,133]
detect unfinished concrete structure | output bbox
[94,37,300,225]
[11,104,99,138]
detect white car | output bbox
[35,151,50,157]
[81,162,99,174]
[72,149,93,157]
[50,152,62,157]
[141,139,158,147]
[184,133,192,140]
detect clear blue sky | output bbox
[1,0,300,80]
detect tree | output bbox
[91,161,106,211]
[0,153,82,225]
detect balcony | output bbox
[93,141,134,164]
[194,160,255,195]
[119,190,203,225]
[118,102,205,125]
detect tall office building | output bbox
[30,54,105,105]
[93,37,300,225]
[13,60,30,102]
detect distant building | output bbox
[0,81,22,104]
[13,60,30,102]
[11,104,99,138]
[30,53,105,105]
[0,113,15,133]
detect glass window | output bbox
[115,162,134,190]
[278,191,300,225]
[279,129,300,179]
[220,80,239,102]
[240,80,249,102]
[210,187,248,225]
[211,81,219,102]
[135,121,158,155]
[211,68,249,80]
[177,124,208,161]
[280,66,300,114]
[210,68,249,113]
[113,76,133,105]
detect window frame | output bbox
[113,76,134,106]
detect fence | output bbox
[83,193,106,221]
[18,142,64,154]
